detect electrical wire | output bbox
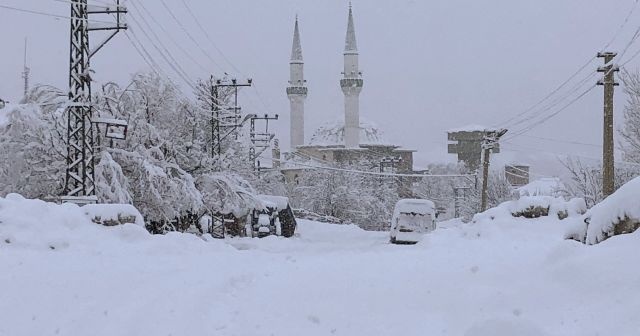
[129,0,209,74]
[157,0,223,72]
[503,84,597,141]
[506,71,598,130]
[262,155,477,179]
[126,12,197,92]
[178,0,243,76]
[0,3,115,24]
[494,0,640,130]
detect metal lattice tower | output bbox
[22,38,30,98]
[64,0,94,200]
[63,0,127,202]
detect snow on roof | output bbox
[446,124,498,133]
[257,195,290,210]
[394,199,436,215]
[308,118,391,147]
[517,178,565,197]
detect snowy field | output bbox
[1,195,639,336]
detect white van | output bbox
[390,199,437,244]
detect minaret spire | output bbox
[287,16,308,150]
[291,16,303,62]
[341,4,363,148]
[344,3,358,54]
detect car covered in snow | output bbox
[390,199,437,244]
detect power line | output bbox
[265,155,477,179]
[494,1,640,129]
[126,12,198,91]
[0,3,114,24]
[178,0,243,76]
[504,84,597,141]
[506,71,598,130]
[174,0,279,117]
[602,0,640,52]
[494,60,596,129]
[503,141,640,167]
[129,0,209,74]
[157,0,224,72]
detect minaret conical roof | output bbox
[291,17,303,62]
[344,4,358,54]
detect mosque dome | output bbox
[308,118,389,147]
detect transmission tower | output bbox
[63,0,126,203]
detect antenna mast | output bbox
[22,37,30,98]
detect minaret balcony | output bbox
[287,86,308,95]
[340,78,364,88]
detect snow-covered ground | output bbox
[1,194,639,336]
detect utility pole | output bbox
[215,78,252,141]
[480,129,507,212]
[63,0,126,203]
[597,52,619,198]
[250,114,279,171]
[208,77,252,161]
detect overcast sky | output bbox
[1,0,639,176]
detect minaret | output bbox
[341,3,363,148]
[287,17,308,150]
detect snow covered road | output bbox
[1,197,639,336]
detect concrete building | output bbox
[447,126,501,172]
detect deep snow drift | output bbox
[1,194,639,336]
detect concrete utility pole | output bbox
[480,129,507,212]
[63,0,127,203]
[597,52,619,198]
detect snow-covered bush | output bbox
[473,196,586,223]
[566,176,640,244]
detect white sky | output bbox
[1,0,639,177]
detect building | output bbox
[447,125,501,172]
[281,5,417,187]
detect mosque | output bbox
[280,5,417,184]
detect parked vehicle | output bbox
[249,195,297,238]
[390,199,436,244]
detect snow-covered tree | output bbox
[0,105,64,199]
